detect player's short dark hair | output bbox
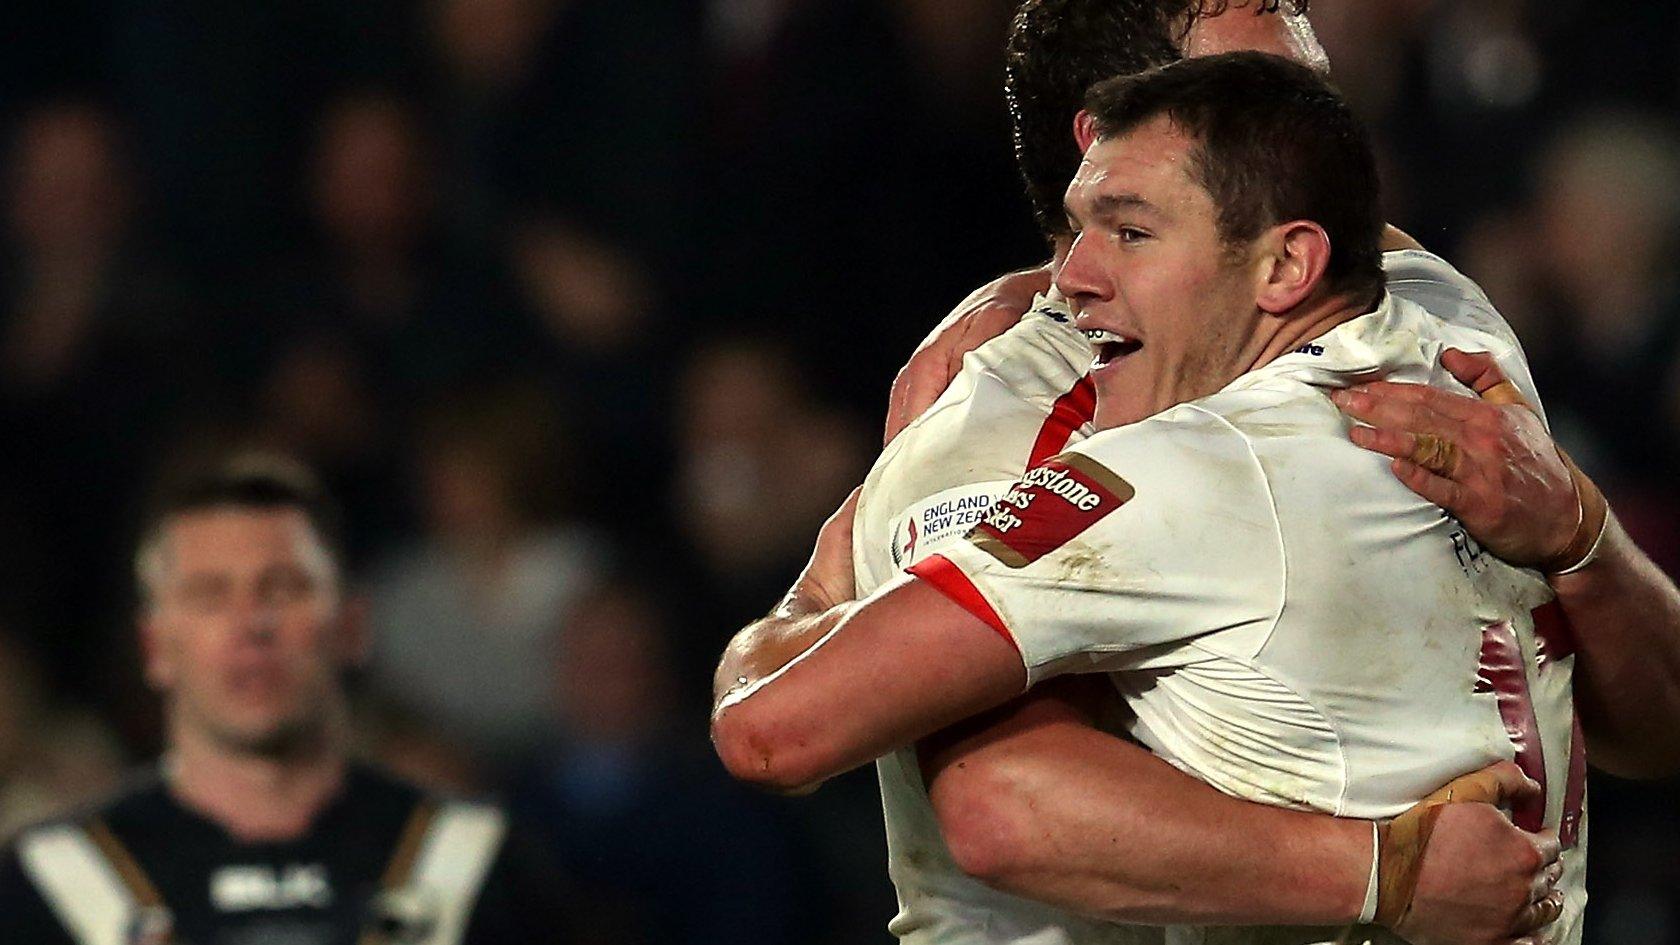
[136,453,345,598]
[1005,0,1311,236]
[1084,51,1383,304]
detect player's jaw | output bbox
[1058,125,1264,431]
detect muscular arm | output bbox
[711,492,1025,792]
[1549,518,1680,776]
[923,680,1563,943]
[1335,349,1680,777]
[921,677,1368,926]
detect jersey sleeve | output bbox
[908,405,1286,686]
[1382,249,1550,427]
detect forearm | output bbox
[923,687,1368,926]
[1552,513,1680,778]
[711,598,850,707]
[712,576,1025,793]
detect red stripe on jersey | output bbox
[1531,600,1576,665]
[1476,622,1548,832]
[907,554,1019,654]
[1027,375,1097,469]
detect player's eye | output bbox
[1117,226,1151,244]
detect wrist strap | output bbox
[1544,452,1608,576]
[1357,820,1381,924]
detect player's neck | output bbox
[165,718,349,844]
[1247,289,1375,374]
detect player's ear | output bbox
[1253,220,1331,315]
[1073,110,1098,154]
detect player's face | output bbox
[1056,117,1265,430]
[143,508,351,757]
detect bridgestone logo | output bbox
[967,453,1133,568]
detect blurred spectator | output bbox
[1458,110,1680,559]
[672,338,869,623]
[249,90,532,557]
[514,582,806,945]
[0,100,197,689]
[367,384,604,770]
[104,0,413,276]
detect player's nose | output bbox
[1054,232,1110,311]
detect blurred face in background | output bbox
[553,591,673,745]
[310,94,431,257]
[6,103,130,258]
[142,508,357,759]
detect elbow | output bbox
[711,703,834,794]
[929,764,1038,887]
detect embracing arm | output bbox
[1335,349,1680,777]
[924,679,1563,945]
[922,677,1368,926]
[1547,520,1680,776]
[710,492,1025,792]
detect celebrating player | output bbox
[714,52,1592,945]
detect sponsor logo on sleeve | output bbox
[966,453,1134,568]
[891,483,1010,568]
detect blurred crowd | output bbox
[0,0,1676,942]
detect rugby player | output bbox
[854,3,1679,942]
[712,49,1585,941]
[723,4,1585,945]
[890,4,1680,785]
[0,456,569,944]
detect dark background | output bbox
[1,0,1676,941]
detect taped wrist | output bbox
[1544,453,1608,576]
[1373,766,1510,928]
[1480,380,1608,577]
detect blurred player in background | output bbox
[0,455,569,945]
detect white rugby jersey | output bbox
[854,251,1582,945]
[855,293,1152,945]
[910,283,1585,945]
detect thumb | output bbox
[1424,760,1540,808]
[1469,759,1543,808]
[1439,348,1507,394]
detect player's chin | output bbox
[1088,377,1153,431]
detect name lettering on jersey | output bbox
[966,453,1133,568]
[1449,523,1489,575]
[890,484,1010,568]
[210,864,333,912]
[1295,343,1325,356]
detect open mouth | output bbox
[1084,328,1142,368]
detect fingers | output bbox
[824,486,863,534]
[1474,760,1544,808]
[1335,382,1483,424]
[1348,422,1418,461]
[1510,890,1565,935]
[1391,457,1465,512]
[1410,432,1463,479]
[1528,829,1562,868]
[1440,348,1509,395]
[1527,860,1564,903]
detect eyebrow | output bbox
[1065,192,1162,226]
